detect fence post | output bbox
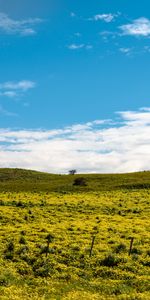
[89,236,96,257]
[129,237,134,256]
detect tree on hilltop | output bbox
[69,169,77,175]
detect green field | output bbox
[0,169,150,300]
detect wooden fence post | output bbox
[129,237,134,256]
[89,236,96,257]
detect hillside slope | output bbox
[0,168,150,192]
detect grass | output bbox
[1,168,150,193]
[0,168,150,299]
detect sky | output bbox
[1,0,150,173]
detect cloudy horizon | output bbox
[1,107,150,174]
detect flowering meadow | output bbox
[0,169,150,299]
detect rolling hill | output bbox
[0,168,150,192]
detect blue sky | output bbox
[1,0,150,173]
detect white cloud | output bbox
[0,80,36,98]
[0,80,36,91]
[93,13,115,23]
[68,44,93,50]
[119,47,132,55]
[120,17,150,37]
[0,91,17,98]
[68,44,85,50]
[21,28,36,36]
[0,12,42,36]
[1,108,150,173]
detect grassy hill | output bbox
[0,168,150,192]
[0,168,150,299]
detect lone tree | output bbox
[69,169,77,175]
